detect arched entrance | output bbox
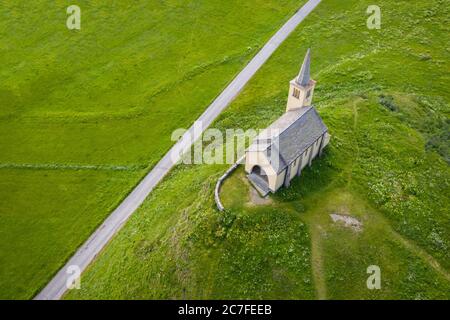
[248,165,270,197]
[251,165,269,184]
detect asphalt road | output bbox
[35,0,322,300]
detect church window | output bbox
[293,88,300,99]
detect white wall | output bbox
[245,150,280,192]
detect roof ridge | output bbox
[278,106,314,136]
[270,106,328,173]
[268,143,287,169]
[255,106,314,153]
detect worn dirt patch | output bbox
[330,213,363,232]
[249,186,272,205]
[241,175,272,206]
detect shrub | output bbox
[379,94,398,112]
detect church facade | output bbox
[245,49,330,196]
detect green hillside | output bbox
[0,0,304,299]
[66,0,449,299]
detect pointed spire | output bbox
[296,48,311,86]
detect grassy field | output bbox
[0,0,305,299]
[66,0,449,299]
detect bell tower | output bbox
[286,48,316,112]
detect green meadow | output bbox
[0,0,305,299]
[67,0,449,299]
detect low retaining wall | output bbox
[214,156,245,211]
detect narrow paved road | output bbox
[35,0,322,300]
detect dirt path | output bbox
[345,98,362,188]
[390,229,450,283]
[309,224,327,299]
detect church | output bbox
[245,49,330,196]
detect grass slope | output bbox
[67,0,449,299]
[0,0,304,299]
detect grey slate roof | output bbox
[249,106,328,174]
[296,48,311,86]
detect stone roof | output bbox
[249,106,328,174]
[296,48,311,86]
